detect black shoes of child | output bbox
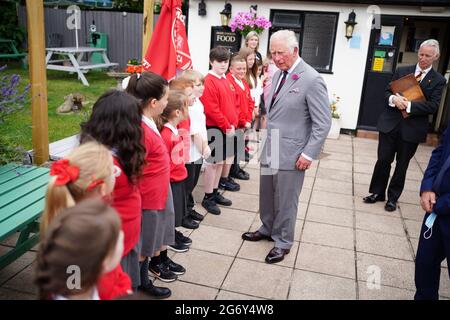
[189,209,204,221]
[162,257,186,275]
[175,230,192,246]
[214,192,232,206]
[219,177,240,192]
[168,242,189,253]
[149,262,178,282]
[230,168,250,180]
[138,281,171,299]
[182,217,199,229]
[202,190,233,215]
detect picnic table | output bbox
[0,38,27,61]
[0,163,50,270]
[45,47,118,86]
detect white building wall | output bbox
[187,0,450,130]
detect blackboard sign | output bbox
[210,26,242,54]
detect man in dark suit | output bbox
[415,120,450,300]
[363,39,446,212]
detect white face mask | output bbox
[423,212,437,240]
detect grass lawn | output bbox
[0,62,117,151]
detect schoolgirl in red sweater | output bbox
[126,72,185,298]
[80,90,146,295]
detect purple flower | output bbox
[292,74,300,81]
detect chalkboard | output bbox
[210,26,242,54]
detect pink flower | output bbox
[292,74,300,81]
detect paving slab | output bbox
[310,190,354,210]
[313,178,353,195]
[305,204,354,228]
[356,229,413,261]
[355,211,405,236]
[189,225,244,257]
[301,221,354,250]
[202,207,256,232]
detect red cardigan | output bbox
[200,73,239,133]
[226,73,254,128]
[111,157,141,256]
[177,118,191,163]
[160,125,188,182]
[98,264,132,300]
[139,122,170,210]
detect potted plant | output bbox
[229,11,272,37]
[125,59,143,74]
[327,94,341,139]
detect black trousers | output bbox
[369,127,418,201]
[171,180,187,227]
[185,162,202,213]
[230,129,246,177]
[415,212,450,300]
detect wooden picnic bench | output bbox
[0,163,50,270]
[0,38,27,60]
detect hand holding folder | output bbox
[389,73,426,118]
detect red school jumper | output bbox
[160,124,188,182]
[177,118,191,163]
[226,73,254,129]
[200,72,239,133]
[139,120,171,210]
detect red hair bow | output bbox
[50,159,80,186]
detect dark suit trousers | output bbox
[415,212,450,300]
[369,126,418,201]
[185,162,203,213]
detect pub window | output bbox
[269,10,339,73]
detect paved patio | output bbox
[1,134,449,300]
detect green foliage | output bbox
[0,1,27,51]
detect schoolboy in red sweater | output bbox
[199,46,239,215]
[226,54,254,181]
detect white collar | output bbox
[142,115,161,137]
[54,287,100,300]
[208,70,227,79]
[286,57,302,75]
[164,122,178,135]
[415,64,432,75]
[232,75,245,89]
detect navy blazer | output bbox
[421,121,450,215]
[377,65,446,143]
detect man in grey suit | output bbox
[242,30,331,264]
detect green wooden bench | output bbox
[0,163,50,270]
[0,38,27,59]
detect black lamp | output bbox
[344,10,357,40]
[220,2,232,27]
[198,0,206,16]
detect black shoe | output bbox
[202,197,221,215]
[163,257,186,275]
[230,169,250,180]
[189,209,204,221]
[175,230,192,246]
[385,200,397,212]
[149,263,178,282]
[214,192,232,206]
[182,217,199,229]
[138,282,171,299]
[168,242,190,253]
[219,177,240,192]
[363,193,385,204]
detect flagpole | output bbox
[142,0,154,62]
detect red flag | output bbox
[143,0,192,80]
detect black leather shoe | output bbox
[242,231,273,242]
[138,282,171,299]
[189,209,204,221]
[265,247,290,264]
[214,192,232,206]
[202,197,221,215]
[182,217,199,229]
[363,193,385,204]
[385,200,397,212]
[230,169,250,180]
[219,177,240,192]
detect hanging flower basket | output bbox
[229,12,272,37]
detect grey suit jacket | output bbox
[261,59,331,170]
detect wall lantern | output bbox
[198,0,206,16]
[220,2,232,27]
[344,10,357,40]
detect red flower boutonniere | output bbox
[292,74,300,81]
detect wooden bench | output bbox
[0,163,50,270]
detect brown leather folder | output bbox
[389,73,426,118]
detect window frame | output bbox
[268,9,339,74]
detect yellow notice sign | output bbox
[373,57,384,72]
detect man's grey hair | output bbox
[270,30,299,54]
[420,39,440,56]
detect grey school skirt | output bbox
[120,242,141,289]
[140,185,175,257]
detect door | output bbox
[357,16,404,131]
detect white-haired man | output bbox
[364,39,447,212]
[242,30,331,263]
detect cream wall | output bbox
[187,0,450,130]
